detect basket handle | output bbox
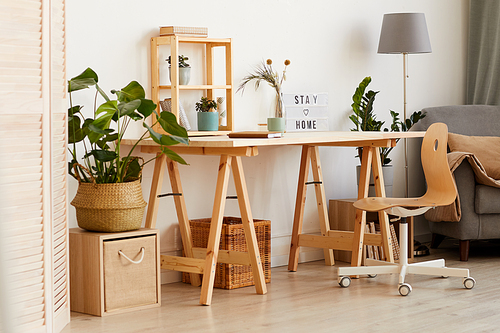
[73,163,96,184]
[118,247,145,264]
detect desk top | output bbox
[122,131,425,149]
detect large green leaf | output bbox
[91,149,118,162]
[68,115,86,143]
[162,147,188,165]
[68,105,82,117]
[68,68,98,92]
[88,101,117,143]
[137,98,157,118]
[117,99,141,117]
[95,100,118,116]
[114,81,145,103]
[122,157,142,182]
[89,123,114,135]
[158,111,189,141]
[143,123,181,146]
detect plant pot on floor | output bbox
[168,67,191,85]
[356,165,394,197]
[71,179,147,232]
[197,112,219,131]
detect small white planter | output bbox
[168,67,191,85]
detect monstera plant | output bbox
[68,67,189,232]
[68,67,188,183]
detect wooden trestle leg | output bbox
[288,145,312,271]
[350,147,372,268]
[166,158,202,287]
[232,156,267,295]
[288,145,335,271]
[370,146,394,263]
[200,155,232,305]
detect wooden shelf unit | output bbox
[150,35,234,135]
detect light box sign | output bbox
[283,93,329,132]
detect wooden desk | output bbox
[124,131,424,305]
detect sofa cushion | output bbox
[475,185,500,214]
[448,133,500,180]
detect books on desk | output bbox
[228,131,283,139]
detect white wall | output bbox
[66,0,469,282]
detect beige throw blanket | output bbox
[425,133,500,222]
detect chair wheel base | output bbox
[338,276,351,288]
[464,277,475,289]
[399,283,412,296]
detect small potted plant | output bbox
[195,96,218,131]
[166,54,191,85]
[68,67,189,232]
[237,58,291,132]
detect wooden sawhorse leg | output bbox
[200,155,267,305]
[350,146,394,268]
[288,145,335,271]
[288,145,394,273]
[145,153,201,286]
[146,151,267,305]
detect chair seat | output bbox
[354,196,441,216]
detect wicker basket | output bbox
[71,180,147,233]
[183,216,271,289]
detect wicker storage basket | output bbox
[183,216,271,289]
[71,180,147,232]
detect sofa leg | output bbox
[431,233,445,249]
[459,240,470,261]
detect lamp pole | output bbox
[403,52,409,198]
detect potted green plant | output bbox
[195,96,218,131]
[167,54,191,85]
[68,67,189,232]
[237,59,291,132]
[350,76,425,195]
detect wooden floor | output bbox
[63,239,500,332]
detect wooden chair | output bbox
[337,123,476,296]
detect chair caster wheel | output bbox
[367,274,377,278]
[338,276,351,288]
[464,277,475,289]
[399,283,412,296]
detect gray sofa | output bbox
[412,105,500,261]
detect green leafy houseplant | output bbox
[195,96,218,112]
[237,59,291,118]
[350,76,425,165]
[68,67,189,184]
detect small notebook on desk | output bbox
[228,131,283,138]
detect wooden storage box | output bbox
[69,228,160,316]
[183,217,271,289]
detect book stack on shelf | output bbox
[159,26,208,37]
[364,222,399,261]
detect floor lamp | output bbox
[377,12,432,198]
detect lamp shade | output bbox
[378,13,431,54]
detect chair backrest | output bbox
[420,122,457,206]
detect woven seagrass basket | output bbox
[183,216,271,289]
[71,179,147,232]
